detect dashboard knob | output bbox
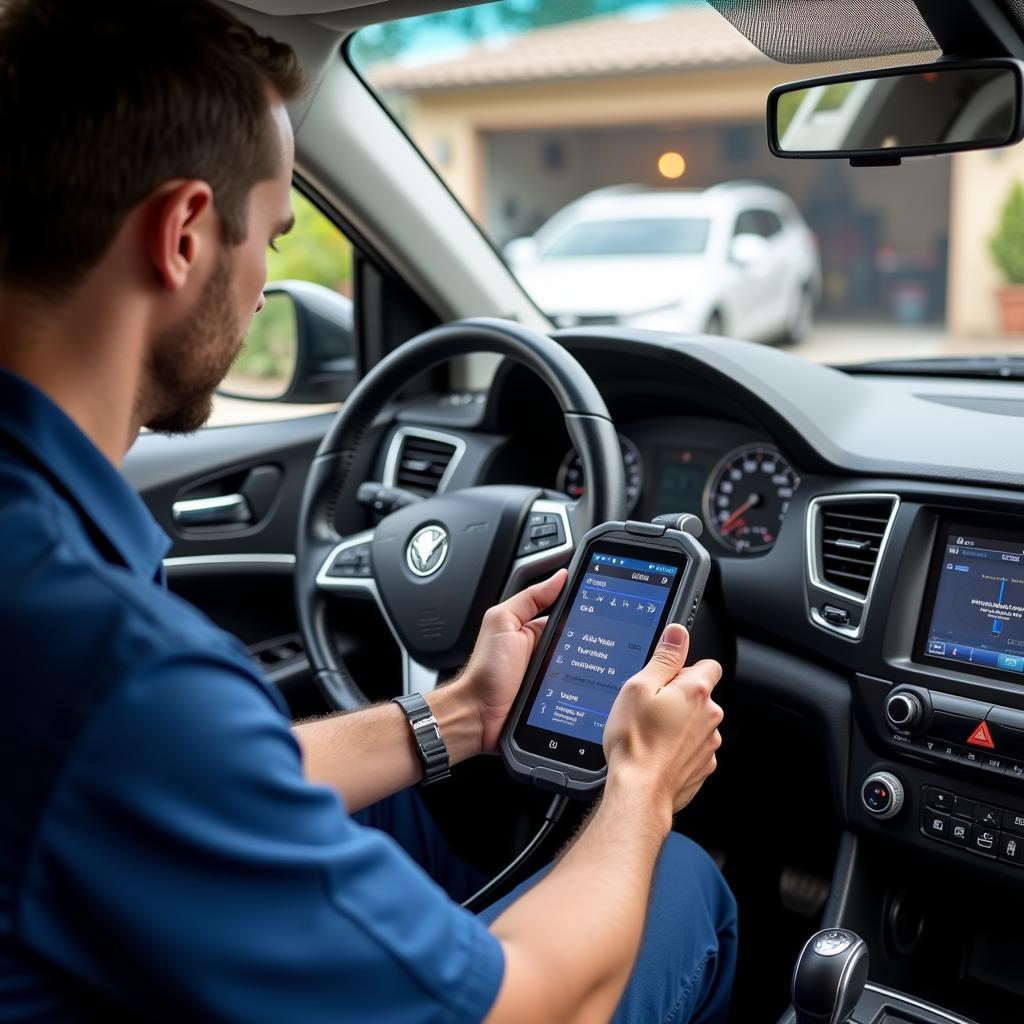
[885,691,923,733]
[861,772,904,820]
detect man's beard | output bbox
[141,251,244,435]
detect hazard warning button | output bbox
[967,721,996,750]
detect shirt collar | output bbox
[0,368,170,580]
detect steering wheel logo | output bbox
[407,525,449,577]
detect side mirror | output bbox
[504,236,538,266]
[219,280,356,404]
[768,57,1024,166]
[730,233,769,267]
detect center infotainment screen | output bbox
[919,524,1024,680]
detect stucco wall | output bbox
[948,147,1024,336]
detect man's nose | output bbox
[255,292,267,314]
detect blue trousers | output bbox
[356,789,737,1024]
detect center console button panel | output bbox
[860,676,1024,783]
[983,706,1024,760]
[920,784,1024,866]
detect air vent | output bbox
[390,431,460,496]
[818,498,896,597]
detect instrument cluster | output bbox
[556,426,800,555]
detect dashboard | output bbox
[388,327,1024,897]
[553,422,800,554]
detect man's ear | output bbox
[146,180,216,291]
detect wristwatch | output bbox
[393,692,452,785]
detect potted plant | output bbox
[990,181,1024,333]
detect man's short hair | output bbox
[0,0,304,294]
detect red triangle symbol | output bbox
[967,721,995,749]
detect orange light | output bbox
[658,151,686,180]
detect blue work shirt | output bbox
[0,369,504,1022]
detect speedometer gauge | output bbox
[704,445,799,554]
[557,434,643,515]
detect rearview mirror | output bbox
[219,280,357,404]
[768,58,1024,165]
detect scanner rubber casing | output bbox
[500,519,711,798]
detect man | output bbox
[0,1,735,1021]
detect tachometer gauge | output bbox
[704,445,799,554]
[557,434,643,515]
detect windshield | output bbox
[351,0,1024,368]
[543,217,711,257]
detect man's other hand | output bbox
[459,570,567,755]
[603,623,723,822]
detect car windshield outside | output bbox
[350,0,1024,367]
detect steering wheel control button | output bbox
[861,772,904,819]
[326,542,372,578]
[812,930,853,957]
[517,512,565,556]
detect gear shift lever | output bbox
[792,929,869,1024]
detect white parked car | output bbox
[505,182,821,344]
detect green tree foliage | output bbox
[267,190,353,294]
[990,181,1024,285]
[233,294,298,387]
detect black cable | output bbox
[461,794,569,913]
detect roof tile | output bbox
[367,6,766,91]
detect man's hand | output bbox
[486,622,726,1024]
[457,569,567,755]
[603,622,723,822]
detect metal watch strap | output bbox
[393,692,452,785]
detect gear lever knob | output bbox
[792,929,868,1024]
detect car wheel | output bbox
[781,284,813,346]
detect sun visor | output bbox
[705,0,937,63]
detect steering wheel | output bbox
[295,318,627,710]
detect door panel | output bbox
[125,414,337,714]
[125,413,333,557]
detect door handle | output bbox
[171,493,252,528]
